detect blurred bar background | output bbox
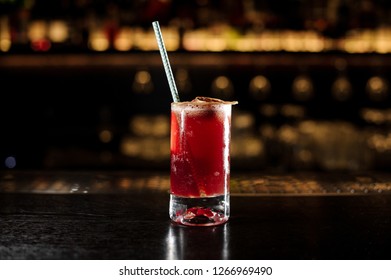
[1,0,391,172]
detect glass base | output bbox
[169,194,229,226]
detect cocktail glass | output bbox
[170,96,237,226]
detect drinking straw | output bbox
[152,21,180,103]
[153,21,207,196]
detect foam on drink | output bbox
[172,96,237,121]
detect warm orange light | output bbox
[0,37,11,52]
[0,17,11,52]
[48,20,68,43]
[114,27,133,51]
[89,30,109,51]
[28,20,47,41]
[99,129,113,143]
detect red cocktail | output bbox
[170,96,237,226]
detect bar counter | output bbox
[1,170,391,260]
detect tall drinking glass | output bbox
[169,96,237,226]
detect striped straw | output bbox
[152,21,180,103]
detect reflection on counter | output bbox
[166,223,229,260]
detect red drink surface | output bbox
[170,99,233,198]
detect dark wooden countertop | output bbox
[1,170,391,260]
